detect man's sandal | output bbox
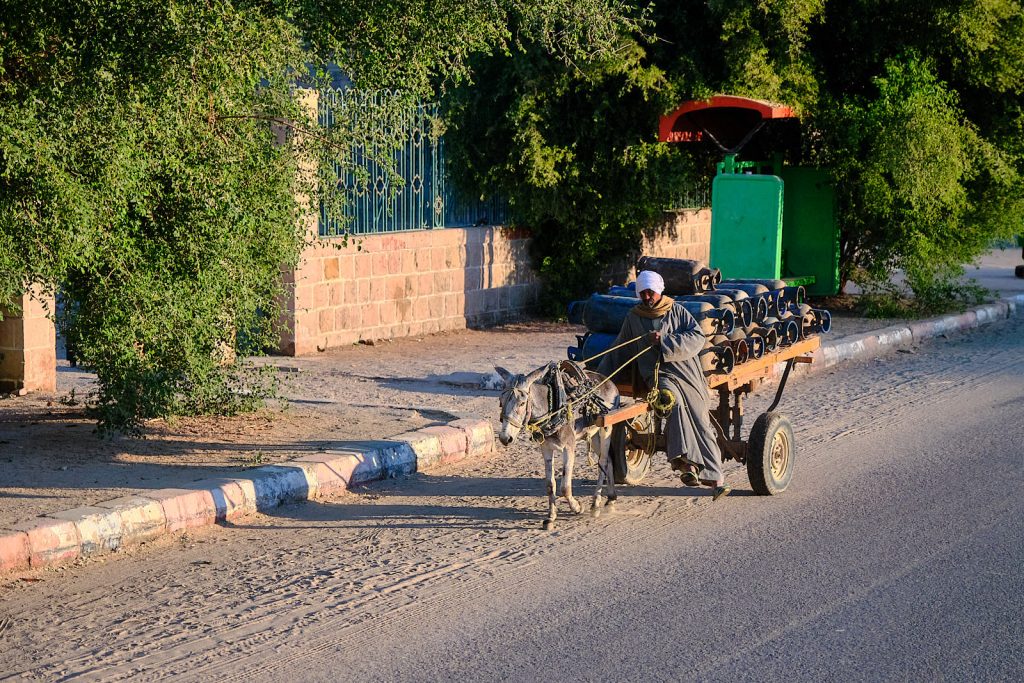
[680,470,700,487]
[712,485,732,501]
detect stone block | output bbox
[344,281,359,306]
[956,310,977,331]
[388,251,403,274]
[97,496,167,545]
[427,295,444,319]
[393,431,443,470]
[414,249,432,271]
[249,465,314,511]
[295,285,315,310]
[354,254,372,279]
[48,506,124,556]
[413,297,431,321]
[0,529,31,572]
[319,308,335,333]
[379,300,399,325]
[199,478,258,522]
[431,246,448,270]
[402,250,417,274]
[329,282,344,306]
[338,254,355,280]
[909,320,939,343]
[433,271,453,294]
[396,298,414,322]
[147,489,218,534]
[362,303,380,328]
[0,318,23,350]
[13,518,81,568]
[449,418,496,457]
[419,426,470,464]
[370,277,387,301]
[291,452,361,497]
[313,284,330,309]
[418,273,434,297]
[446,246,464,268]
[323,257,340,280]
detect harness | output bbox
[500,332,679,443]
[501,361,614,441]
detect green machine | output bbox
[659,96,841,296]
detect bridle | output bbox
[499,379,533,431]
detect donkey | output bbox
[495,363,621,530]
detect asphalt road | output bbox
[2,315,1022,681]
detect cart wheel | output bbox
[611,423,652,485]
[1015,265,1024,279]
[747,412,795,495]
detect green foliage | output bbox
[445,36,703,311]
[1,0,638,434]
[446,0,1024,313]
[1,0,309,434]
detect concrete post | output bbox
[0,287,57,394]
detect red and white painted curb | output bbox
[0,418,495,575]
[4,294,1022,576]
[805,297,1021,375]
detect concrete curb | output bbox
[5,294,1022,576]
[0,418,496,575]
[788,297,1021,383]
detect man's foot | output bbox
[712,485,732,501]
[670,457,701,487]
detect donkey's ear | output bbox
[524,364,548,384]
[494,366,514,386]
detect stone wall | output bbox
[278,226,540,355]
[0,289,57,393]
[278,209,711,356]
[603,208,713,286]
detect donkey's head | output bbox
[495,365,546,446]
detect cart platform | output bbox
[596,336,820,495]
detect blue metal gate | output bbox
[318,89,507,236]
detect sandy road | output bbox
[1,316,1023,681]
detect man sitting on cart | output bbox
[597,270,730,500]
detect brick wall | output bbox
[278,209,711,356]
[278,226,540,355]
[603,208,712,285]
[642,209,712,263]
[0,289,57,393]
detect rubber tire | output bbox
[1015,265,1024,279]
[747,412,795,495]
[610,423,652,485]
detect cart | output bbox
[596,336,819,494]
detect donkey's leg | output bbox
[561,441,582,515]
[591,449,608,517]
[599,427,618,509]
[542,442,558,531]
[591,428,614,517]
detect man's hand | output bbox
[648,331,661,347]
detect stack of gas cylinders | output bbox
[567,256,832,376]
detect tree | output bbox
[444,0,1024,311]
[0,0,640,433]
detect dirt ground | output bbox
[0,311,907,530]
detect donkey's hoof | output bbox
[568,499,582,515]
[542,519,555,531]
[590,505,602,519]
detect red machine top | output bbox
[658,95,795,152]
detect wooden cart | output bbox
[596,336,820,494]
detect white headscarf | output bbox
[635,270,665,295]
